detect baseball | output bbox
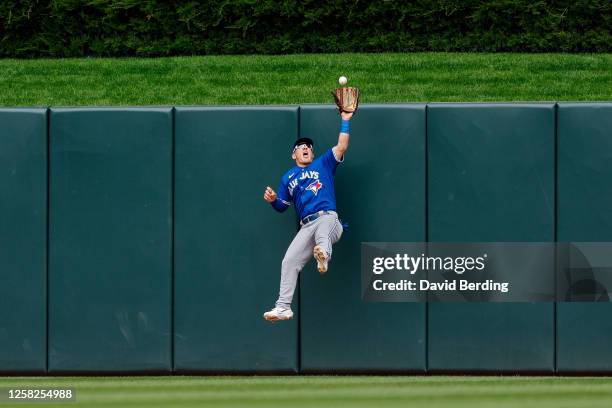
[338,76,348,86]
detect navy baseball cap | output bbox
[293,137,314,151]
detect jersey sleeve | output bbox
[271,176,292,213]
[277,176,292,206]
[320,147,344,174]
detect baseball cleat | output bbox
[313,245,328,274]
[263,307,294,322]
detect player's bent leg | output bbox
[264,225,315,321]
[313,215,343,274]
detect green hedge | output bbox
[1,0,610,57]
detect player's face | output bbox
[292,144,314,166]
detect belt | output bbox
[300,210,337,226]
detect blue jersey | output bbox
[272,148,343,220]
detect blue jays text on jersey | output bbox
[271,148,343,220]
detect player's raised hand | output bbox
[263,186,277,203]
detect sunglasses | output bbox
[293,143,313,152]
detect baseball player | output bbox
[262,111,354,321]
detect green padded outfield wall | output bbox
[174,107,299,372]
[557,103,612,372]
[427,104,555,372]
[299,105,426,372]
[0,109,47,373]
[49,108,172,372]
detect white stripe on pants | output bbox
[275,214,343,308]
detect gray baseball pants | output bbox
[275,212,343,309]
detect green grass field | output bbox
[1,376,612,408]
[0,53,611,106]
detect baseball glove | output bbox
[332,87,360,115]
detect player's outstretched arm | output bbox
[333,111,353,160]
[264,186,290,213]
